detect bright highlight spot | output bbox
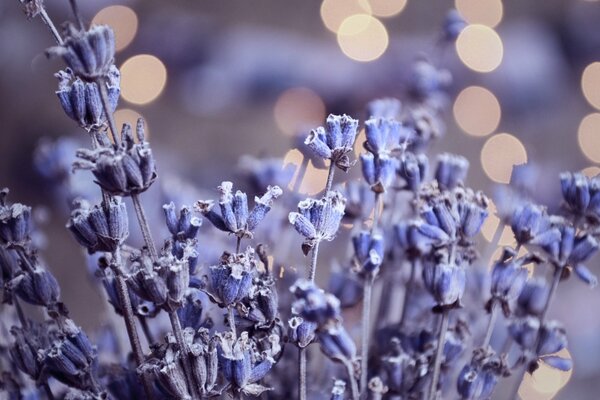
[582,62,600,110]
[92,5,138,51]
[274,88,325,137]
[368,0,407,17]
[582,166,600,178]
[456,25,503,73]
[120,55,167,105]
[454,86,501,137]
[481,133,527,184]
[518,349,572,400]
[578,113,600,163]
[320,0,372,33]
[114,108,148,138]
[455,0,503,28]
[337,14,389,62]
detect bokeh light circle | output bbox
[337,14,389,62]
[456,24,503,73]
[582,62,600,110]
[481,133,527,183]
[320,0,371,33]
[578,113,600,163]
[369,0,407,17]
[92,6,138,51]
[120,55,167,105]
[455,0,503,28]
[454,86,501,136]
[274,87,326,137]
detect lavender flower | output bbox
[55,66,120,130]
[195,182,282,238]
[398,152,429,192]
[48,24,116,80]
[435,153,469,191]
[442,9,467,41]
[163,202,201,241]
[305,114,359,172]
[67,197,129,253]
[288,190,346,254]
[367,98,401,120]
[422,251,466,309]
[205,249,257,307]
[74,119,156,196]
[352,230,384,274]
[489,248,530,316]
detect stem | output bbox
[42,381,55,400]
[428,310,449,400]
[16,248,35,273]
[227,306,237,339]
[482,302,498,349]
[507,266,562,400]
[371,193,381,233]
[96,77,121,147]
[168,310,199,400]
[131,194,159,262]
[343,358,360,400]
[325,161,336,193]
[68,0,85,31]
[308,241,321,282]
[38,7,63,45]
[360,274,374,397]
[399,258,418,328]
[112,253,155,400]
[299,347,307,400]
[236,236,242,254]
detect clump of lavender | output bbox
[3,2,597,400]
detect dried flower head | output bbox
[305,114,359,172]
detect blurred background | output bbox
[1,0,600,398]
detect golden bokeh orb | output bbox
[120,55,167,105]
[481,133,528,184]
[454,86,501,137]
[456,24,503,73]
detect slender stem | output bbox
[42,381,55,400]
[68,0,85,31]
[299,347,307,400]
[428,310,449,400]
[236,236,242,254]
[112,253,155,400]
[308,241,321,282]
[168,310,199,400]
[16,248,35,273]
[371,193,381,233]
[482,302,498,349]
[343,358,360,400]
[96,77,121,147]
[325,161,336,193]
[131,194,159,262]
[507,265,562,400]
[38,8,63,45]
[360,274,374,397]
[399,258,418,328]
[138,316,155,346]
[227,306,237,339]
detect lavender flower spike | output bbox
[289,190,346,254]
[305,114,359,172]
[435,153,469,190]
[48,24,116,80]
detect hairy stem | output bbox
[227,306,237,339]
[507,265,562,400]
[168,310,199,400]
[343,358,360,400]
[131,194,159,262]
[112,252,155,400]
[325,161,336,193]
[308,241,321,282]
[399,258,418,328]
[429,310,449,400]
[482,302,498,349]
[96,77,121,147]
[67,0,85,31]
[360,274,374,397]
[236,236,242,254]
[38,7,63,45]
[299,347,307,400]
[42,381,55,400]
